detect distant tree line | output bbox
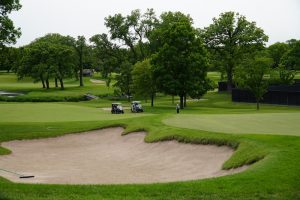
[1,5,299,108]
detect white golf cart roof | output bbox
[131,101,141,104]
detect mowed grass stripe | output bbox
[163,113,300,136]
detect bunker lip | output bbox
[0,127,247,185]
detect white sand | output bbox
[0,127,247,184]
[90,79,105,84]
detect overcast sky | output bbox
[10,0,300,46]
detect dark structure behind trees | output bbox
[232,81,300,106]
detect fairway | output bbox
[164,113,300,136]
[0,103,148,122]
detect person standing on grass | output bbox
[176,104,180,114]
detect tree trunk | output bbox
[59,78,64,90]
[40,75,45,88]
[179,95,184,109]
[151,93,154,107]
[256,100,260,110]
[74,69,79,80]
[79,54,84,87]
[184,94,187,107]
[227,65,233,91]
[172,95,174,104]
[45,78,50,89]
[55,78,58,88]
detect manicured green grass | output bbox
[0,102,151,122]
[0,73,113,100]
[164,112,300,136]
[0,72,300,199]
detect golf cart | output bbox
[111,103,124,114]
[131,101,143,113]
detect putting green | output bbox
[163,113,300,136]
[0,103,148,122]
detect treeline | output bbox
[1,8,299,108]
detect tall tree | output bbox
[105,9,157,62]
[132,59,156,106]
[0,0,21,48]
[150,12,209,109]
[235,56,272,110]
[90,33,124,78]
[202,12,268,90]
[74,36,87,86]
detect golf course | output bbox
[1,1,300,199]
[0,72,300,199]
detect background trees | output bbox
[202,12,268,90]
[0,0,21,48]
[18,34,75,89]
[235,56,272,110]
[105,9,157,62]
[73,36,88,87]
[132,59,156,106]
[150,12,209,108]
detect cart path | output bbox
[0,127,247,184]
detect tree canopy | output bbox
[0,0,21,48]
[151,11,209,108]
[132,59,156,106]
[18,33,75,89]
[202,11,268,90]
[235,56,272,110]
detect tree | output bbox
[105,9,158,62]
[132,59,156,106]
[202,12,268,90]
[18,34,75,89]
[0,0,21,49]
[90,33,125,78]
[267,42,288,68]
[114,61,133,100]
[282,40,300,70]
[0,47,20,72]
[235,56,272,110]
[74,36,87,86]
[150,12,209,109]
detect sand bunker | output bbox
[90,79,105,84]
[0,127,246,184]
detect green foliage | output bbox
[105,9,158,62]
[90,33,125,77]
[235,56,272,109]
[150,11,209,108]
[132,59,156,105]
[0,0,21,48]
[282,40,300,70]
[267,42,288,68]
[18,33,76,90]
[114,61,133,97]
[202,12,268,89]
[270,64,296,85]
[0,46,21,72]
